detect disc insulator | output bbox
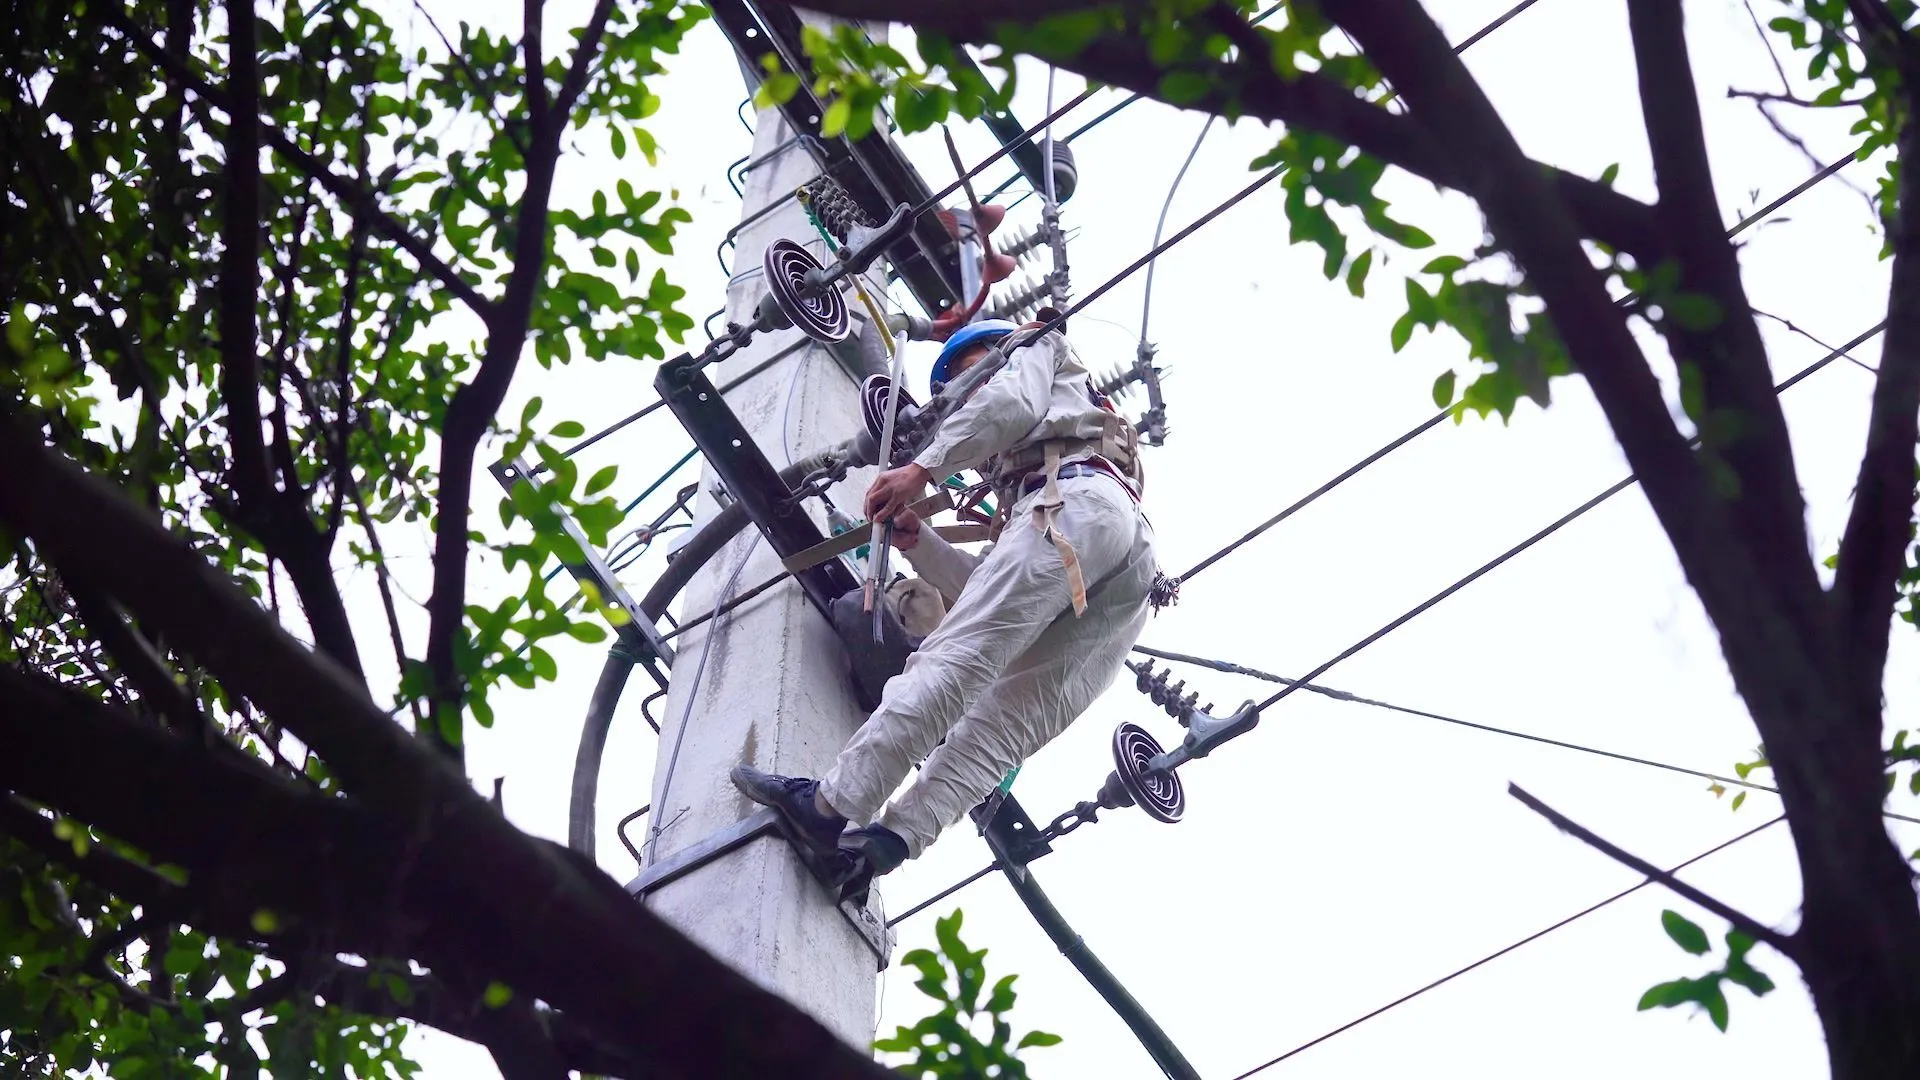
[763,238,849,344]
[1111,722,1184,824]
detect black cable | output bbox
[1176,144,1860,584]
[1179,410,1450,581]
[544,338,810,468]
[1131,643,1920,826]
[1225,815,1787,1079]
[1251,319,1887,716]
[880,0,1562,934]
[982,2,1288,205]
[1451,0,1547,51]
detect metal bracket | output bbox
[489,456,674,687]
[624,808,895,968]
[968,791,1052,879]
[706,0,961,314]
[655,352,859,618]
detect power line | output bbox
[1175,143,1861,585]
[1250,319,1887,716]
[1225,815,1787,1079]
[887,0,1578,938]
[892,318,1885,927]
[1131,643,1920,826]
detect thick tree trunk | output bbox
[1749,682,1920,1078]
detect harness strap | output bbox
[1030,440,1088,617]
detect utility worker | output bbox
[732,317,1158,897]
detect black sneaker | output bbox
[832,824,910,907]
[730,765,846,852]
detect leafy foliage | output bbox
[878,911,1061,1079]
[1,0,702,1072]
[1639,912,1777,1032]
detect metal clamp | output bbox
[624,808,895,968]
[1126,658,1261,773]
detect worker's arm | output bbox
[895,516,983,603]
[910,333,1058,480]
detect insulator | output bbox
[998,226,1047,261]
[800,175,874,245]
[1048,142,1079,204]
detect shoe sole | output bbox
[730,767,842,851]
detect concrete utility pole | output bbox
[639,65,892,1045]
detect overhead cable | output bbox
[1225,815,1787,1078]
[1131,643,1920,826]
[1176,144,1862,584]
[1249,319,1888,716]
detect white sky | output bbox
[353,0,1920,1076]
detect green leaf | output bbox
[1662,909,1711,955]
[1665,293,1723,332]
[1422,255,1468,276]
[5,303,30,354]
[984,974,1017,1015]
[610,126,627,159]
[1016,1030,1062,1049]
[1701,980,1729,1031]
[1599,162,1620,187]
[935,911,967,968]
[550,420,586,439]
[1158,72,1212,106]
[821,95,852,138]
[1432,370,1457,408]
[566,621,609,643]
[1345,249,1373,297]
[1390,311,1416,353]
[1638,978,1692,1011]
[756,71,801,109]
[584,465,618,496]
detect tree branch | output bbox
[420,0,621,763]
[1625,0,1824,632]
[1742,0,1795,93]
[524,0,549,131]
[102,0,494,317]
[1510,783,1799,957]
[219,0,271,508]
[308,959,572,1080]
[66,581,207,735]
[0,607,896,1078]
[804,1,1674,267]
[1832,103,1920,710]
[0,795,187,917]
[1730,86,1873,108]
[553,0,615,120]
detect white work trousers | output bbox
[820,474,1156,858]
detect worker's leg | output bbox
[875,489,1156,857]
[816,489,1090,824]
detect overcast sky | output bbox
[358,0,1919,1075]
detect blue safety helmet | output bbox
[930,319,1020,394]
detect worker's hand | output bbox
[888,510,923,551]
[866,462,931,523]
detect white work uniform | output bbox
[819,331,1157,858]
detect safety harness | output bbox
[980,379,1146,617]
